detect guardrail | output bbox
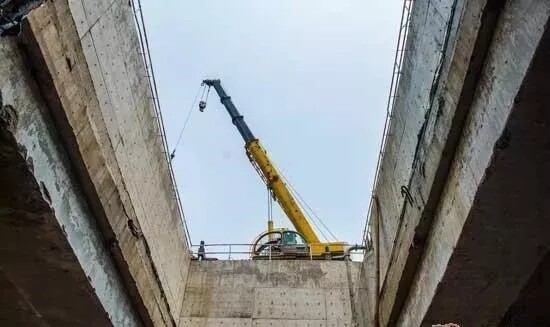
[362,0,415,246]
[190,243,367,262]
[130,0,192,248]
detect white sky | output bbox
[141,1,402,248]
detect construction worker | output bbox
[197,240,205,261]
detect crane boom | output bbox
[203,79,321,244]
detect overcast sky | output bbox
[141,1,402,250]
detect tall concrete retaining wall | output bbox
[1,0,192,325]
[180,260,362,327]
[1,30,140,327]
[361,0,550,325]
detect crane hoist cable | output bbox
[278,167,336,241]
[277,168,338,242]
[239,130,339,242]
[267,187,273,223]
[261,162,333,241]
[251,144,336,242]
[170,84,204,160]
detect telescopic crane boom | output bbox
[202,79,346,259]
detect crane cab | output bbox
[250,228,347,260]
[250,228,348,260]
[251,229,311,260]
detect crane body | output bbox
[202,79,346,259]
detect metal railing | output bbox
[362,0,415,246]
[190,243,366,262]
[130,0,192,247]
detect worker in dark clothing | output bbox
[197,240,206,261]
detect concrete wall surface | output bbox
[362,0,550,326]
[370,0,463,284]
[354,251,376,327]
[1,32,139,327]
[1,0,191,325]
[180,260,362,327]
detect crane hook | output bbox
[198,84,211,112]
[199,101,206,112]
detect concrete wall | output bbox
[401,1,550,324]
[1,35,139,327]
[180,260,362,327]
[361,0,550,325]
[371,0,461,284]
[353,251,376,327]
[364,0,473,323]
[58,0,193,322]
[1,0,191,325]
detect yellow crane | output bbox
[201,79,347,259]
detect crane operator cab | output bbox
[251,229,311,260]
